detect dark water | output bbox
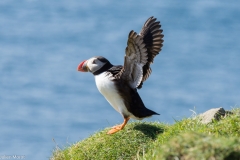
[0,1,239,159]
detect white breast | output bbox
[94,72,132,117]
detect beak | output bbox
[77,60,88,72]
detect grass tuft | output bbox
[148,132,240,160]
[51,122,165,160]
[51,108,240,160]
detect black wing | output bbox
[138,16,164,89]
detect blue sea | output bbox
[0,0,239,159]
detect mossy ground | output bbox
[51,122,165,160]
[51,108,240,160]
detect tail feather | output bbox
[129,88,160,118]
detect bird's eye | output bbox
[92,59,96,64]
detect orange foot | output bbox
[107,117,130,134]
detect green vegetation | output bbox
[51,108,240,160]
[51,122,164,160]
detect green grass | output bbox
[147,132,240,160]
[51,108,240,160]
[51,122,165,160]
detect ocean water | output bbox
[0,0,239,159]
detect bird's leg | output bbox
[110,117,130,130]
[111,124,122,129]
[107,117,130,134]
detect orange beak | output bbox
[77,60,88,72]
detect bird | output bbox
[77,16,164,134]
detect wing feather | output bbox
[117,30,148,89]
[137,16,164,88]
[116,16,164,89]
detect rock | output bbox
[199,107,226,124]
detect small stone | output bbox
[199,107,226,124]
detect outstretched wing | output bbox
[116,16,164,89]
[137,16,164,88]
[117,30,148,89]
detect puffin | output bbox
[77,16,164,134]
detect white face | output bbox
[86,57,107,73]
